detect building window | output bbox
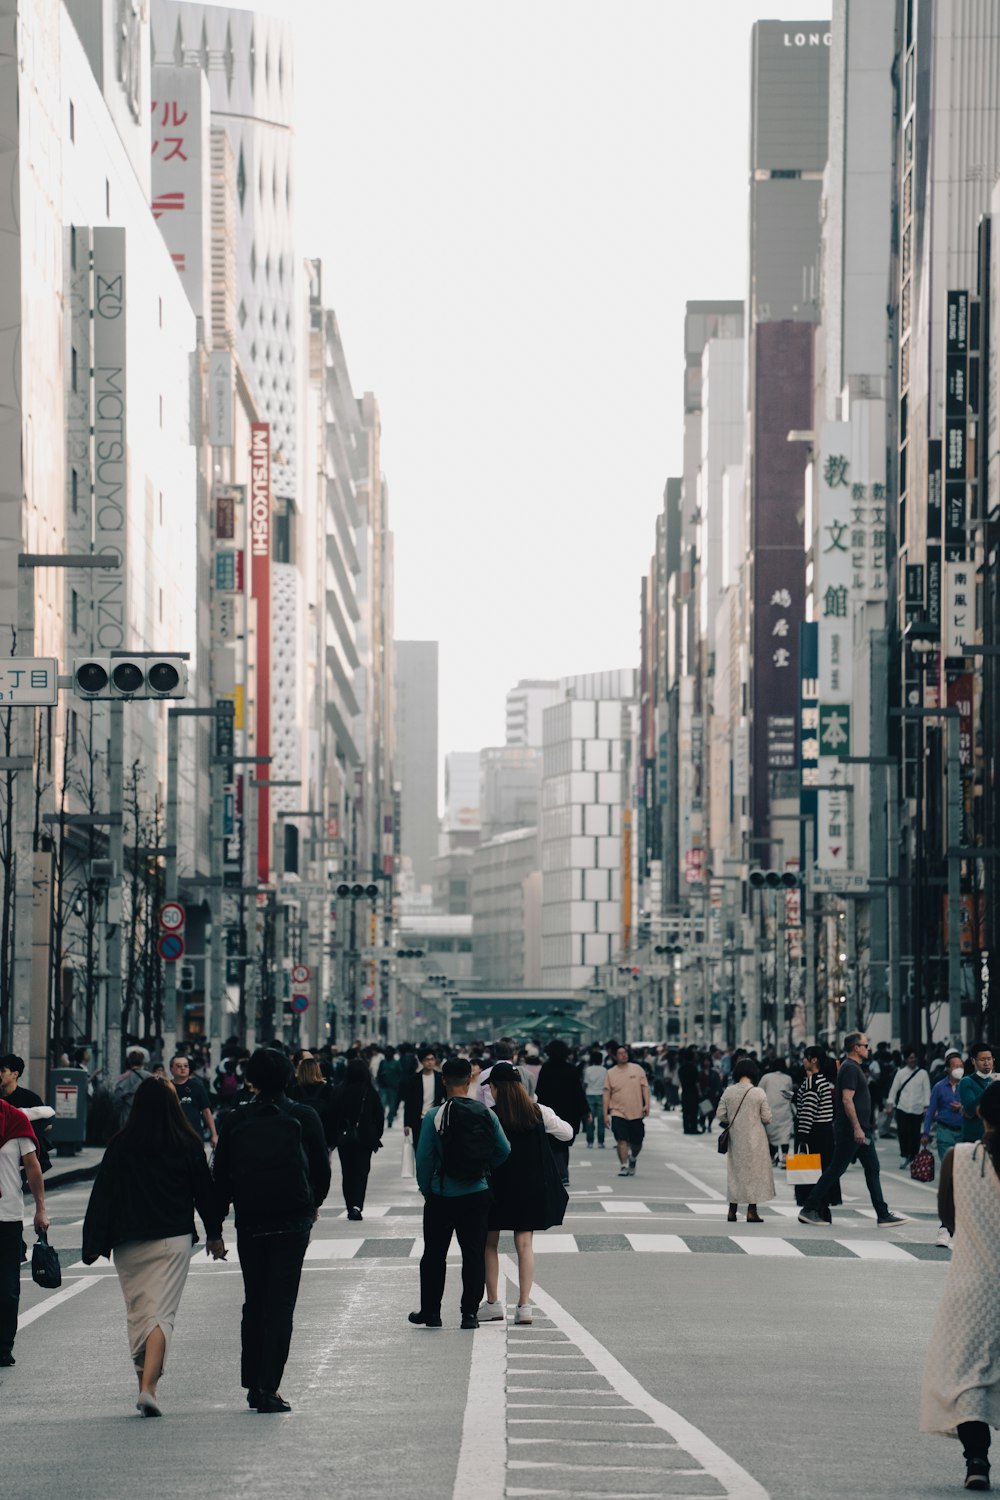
[105,178,110,217]
[159,491,163,526]
[71,347,77,393]
[69,100,75,142]
[158,297,163,329]
[69,710,78,758]
[159,395,164,428]
[71,589,79,635]
[159,588,164,623]
[71,468,78,514]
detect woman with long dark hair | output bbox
[82,1077,225,1416]
[328,1058,384,1221]
[792,1046,841,1220]
[479,1062,572,1326]
[921,1080,1000,1491]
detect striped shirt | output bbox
[794,1074,834,1139]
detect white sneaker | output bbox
[899,1158,909,1170]
[478,1299,505,1321]
[514,1304,533,1325]
[627,1160,636,1175]
[617,1163,630,1176]
[935,1226,952,1249]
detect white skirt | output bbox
[113,1235,192,1374]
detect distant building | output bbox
[444,751,481,835]
[472,829,542,990]
[506,680,563,747]
[480,746,542,842]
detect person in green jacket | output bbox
[959,1043,996,1142]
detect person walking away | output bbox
[329,1058,384,1220]
[924,1054,970,1250]
[603,1046,650,1176]
[920,1080,1000,1491]
[377,1046,403,1128]
[759,1059,795,1166]
[0,1098,48,1368]
[886,1049,931,1167]
[582,1048,608,1147]
[678,1048,701,1134]
[960,1044,996,1143]
[535,1039,590,1185]
[798,1032,909,1228]
[480,1062,571,1326]
[169,1055,217,1148]
[111,1049,153,1129]
[716,1060,774,1223]
[212,1049,331,1413]
[82,1078,225,1415]
[401,1048,445,1155]
[290,1056,338,1149]
[792,1047,840,1219]
[478,1040,537,1102]
[409,1057,509,1331]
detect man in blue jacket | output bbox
[959,1042,996,1142]
[410,1056,509,1330]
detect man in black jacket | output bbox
[400,1048,445,1153]
[213,1049,331,1413]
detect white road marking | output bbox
[17,1275,102,1329]
[626,1234,690,1253]
[665,1163,725,1200]
[337,1205,390,1218]
[835,1239,913,1261]
[452,1264,506,1500]
[600,1200,650,1215]
[510,1256,770,1500]
[730,1236,804,1258]
[304,1239,364,1259]
[533,1235,578,1254]
[685,1202,731,1215]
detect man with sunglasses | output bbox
[799,1032,909,1228]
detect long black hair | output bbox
[116,1076,202,1156]
[979,1080,1000,1179]
[342,1058,371,1091]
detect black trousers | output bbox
[793,1124,842,1210]
[681,1092,700,1134]
[338,1144,373,1211]
[895,1109,923,1162]
[802,1125,889,1219]
[419,1191,489,1319]
[0,1222,23,1354]
[237,1225,311,1394]
[958,1421,991,1462]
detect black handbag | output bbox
[717,1088,750,1155]
[31,1231,61,1290]
[540,1129,569,1229]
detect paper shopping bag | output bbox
[785,1151,822,1185]
[401,1133,415,1179]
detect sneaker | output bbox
[585,1141,593,1149]
[478,1300,505,1321]
[627,1161,636,1175]
[617,1163,631,1176]
[461,1313,479,1330]
[346,1207,363,1221]
[876,1211,910,1227]
[935,1226,953,1249]
[598,1142,606,1149]
[514,1304,533,1325]
[408,1310,443,1328]
[798,1209,827,1226]
[964,1458,991,1490]
[899,1157,910,1170]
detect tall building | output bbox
[443,751,481,836]
[505,680,562,747]
[395,640,439,889]
[472,829,542,990]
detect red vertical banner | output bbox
[250,423,271,880]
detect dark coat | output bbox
[488,1121,568,1232]
[328,1082,385,1153]
[290,1080,339,1148]
[82,1135,222,1262]
[213,1093,331,1231]
[400,1070,445,1135]
[535,1061,590,1136]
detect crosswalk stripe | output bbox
[730,1235,804,1257]
[833,1238,914,1260]
[286,1232,941,1261]
[625,1234,690,1253]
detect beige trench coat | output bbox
[716,1082,775,1205]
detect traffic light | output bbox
[335,883,380,900]
[178,962,196,993]
[654,943,684,956]
[748,869,800,890]
[72,657,188,700]
[396,948,425,960]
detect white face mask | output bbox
[950,1067,964,1081]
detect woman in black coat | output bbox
[535,1039,591,1185]
[291,1057,338,1148]
[328,1059,384,1220]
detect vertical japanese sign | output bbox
[150,67,208,316]
[944,290,968,562]
[92,227,127,650]
[943,560,973,658]
[799,620,818,865]
[817,422,854,721]
[251,423,272,880]
[66,226,94,652]
[208,350,234,447]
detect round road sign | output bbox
[361,993,375,1012]
[291,963,310,985]
[159,902,185,932]
[157,932,185,962]
[290,994,309,1014]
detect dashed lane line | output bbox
[17,1275,103,1329]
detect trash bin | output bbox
[48,1068,88,1156]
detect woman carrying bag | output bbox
[478,1062,572,1326]
[791,1046,841,1220]
[82,1077,226,1417]
[715,1058,774,1223]
[328,1058,384,1221]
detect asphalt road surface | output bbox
[0,1108,965,1500]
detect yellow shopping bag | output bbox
[785,1152,822,1185]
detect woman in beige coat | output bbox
[715,1059,775,1223]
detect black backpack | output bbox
[437,1097,497,1181]
[225,1102,313,1219]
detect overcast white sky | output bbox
[239,2,821,760]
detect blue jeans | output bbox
[802,1124,890,1219]
[584,1097,605,1145]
